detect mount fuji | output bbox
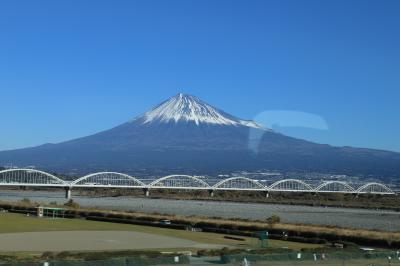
[1,93,400,178]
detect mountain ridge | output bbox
[0,93,399,179]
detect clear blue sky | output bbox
[0,0,399,152]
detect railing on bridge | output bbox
[315,181,355,193]
[0,169,395,197]
[355,182,393,194]
[269,179,313,192]
[0,169,66,187]
[213,177,265,190]
[71,172,145,188]
[149,175,210,190]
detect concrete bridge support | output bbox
[64,187,72,199]
[208,189,215,197]
[143,188,150,197]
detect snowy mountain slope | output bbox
[133,93,264,129]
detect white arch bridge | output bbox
[0,169,395,199]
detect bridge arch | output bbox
[213,177,265,190]
[0,168,66,186]
[149,175,210,189]
[71,172,145,187]
[315,181,355,193]
[268,179,313,191]
[355,182,394,194]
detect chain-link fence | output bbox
[1,255,190,266]
[222,250,400,265]
[2,251,400,265]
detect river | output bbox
[0,190,399,231]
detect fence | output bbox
[222,250,400,265]
[3,251,400,266]
[1,255,190,266]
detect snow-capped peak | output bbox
[132,93,264,129]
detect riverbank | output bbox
[0,190,399,231]
[1,200,399,249]
[2,186,400,211]
[0,211,320,264]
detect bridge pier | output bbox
[208,190,214,197]
[264,191,269,198]
[143,188,150,197]
[64,187,72,199]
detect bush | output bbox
[64,199,80,208]
[266,215,281,224]
[20,198,31,204]
[64,209,80,218]
[41,251,56,259]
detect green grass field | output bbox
[0,213,399,266]
[0,212,321,250]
